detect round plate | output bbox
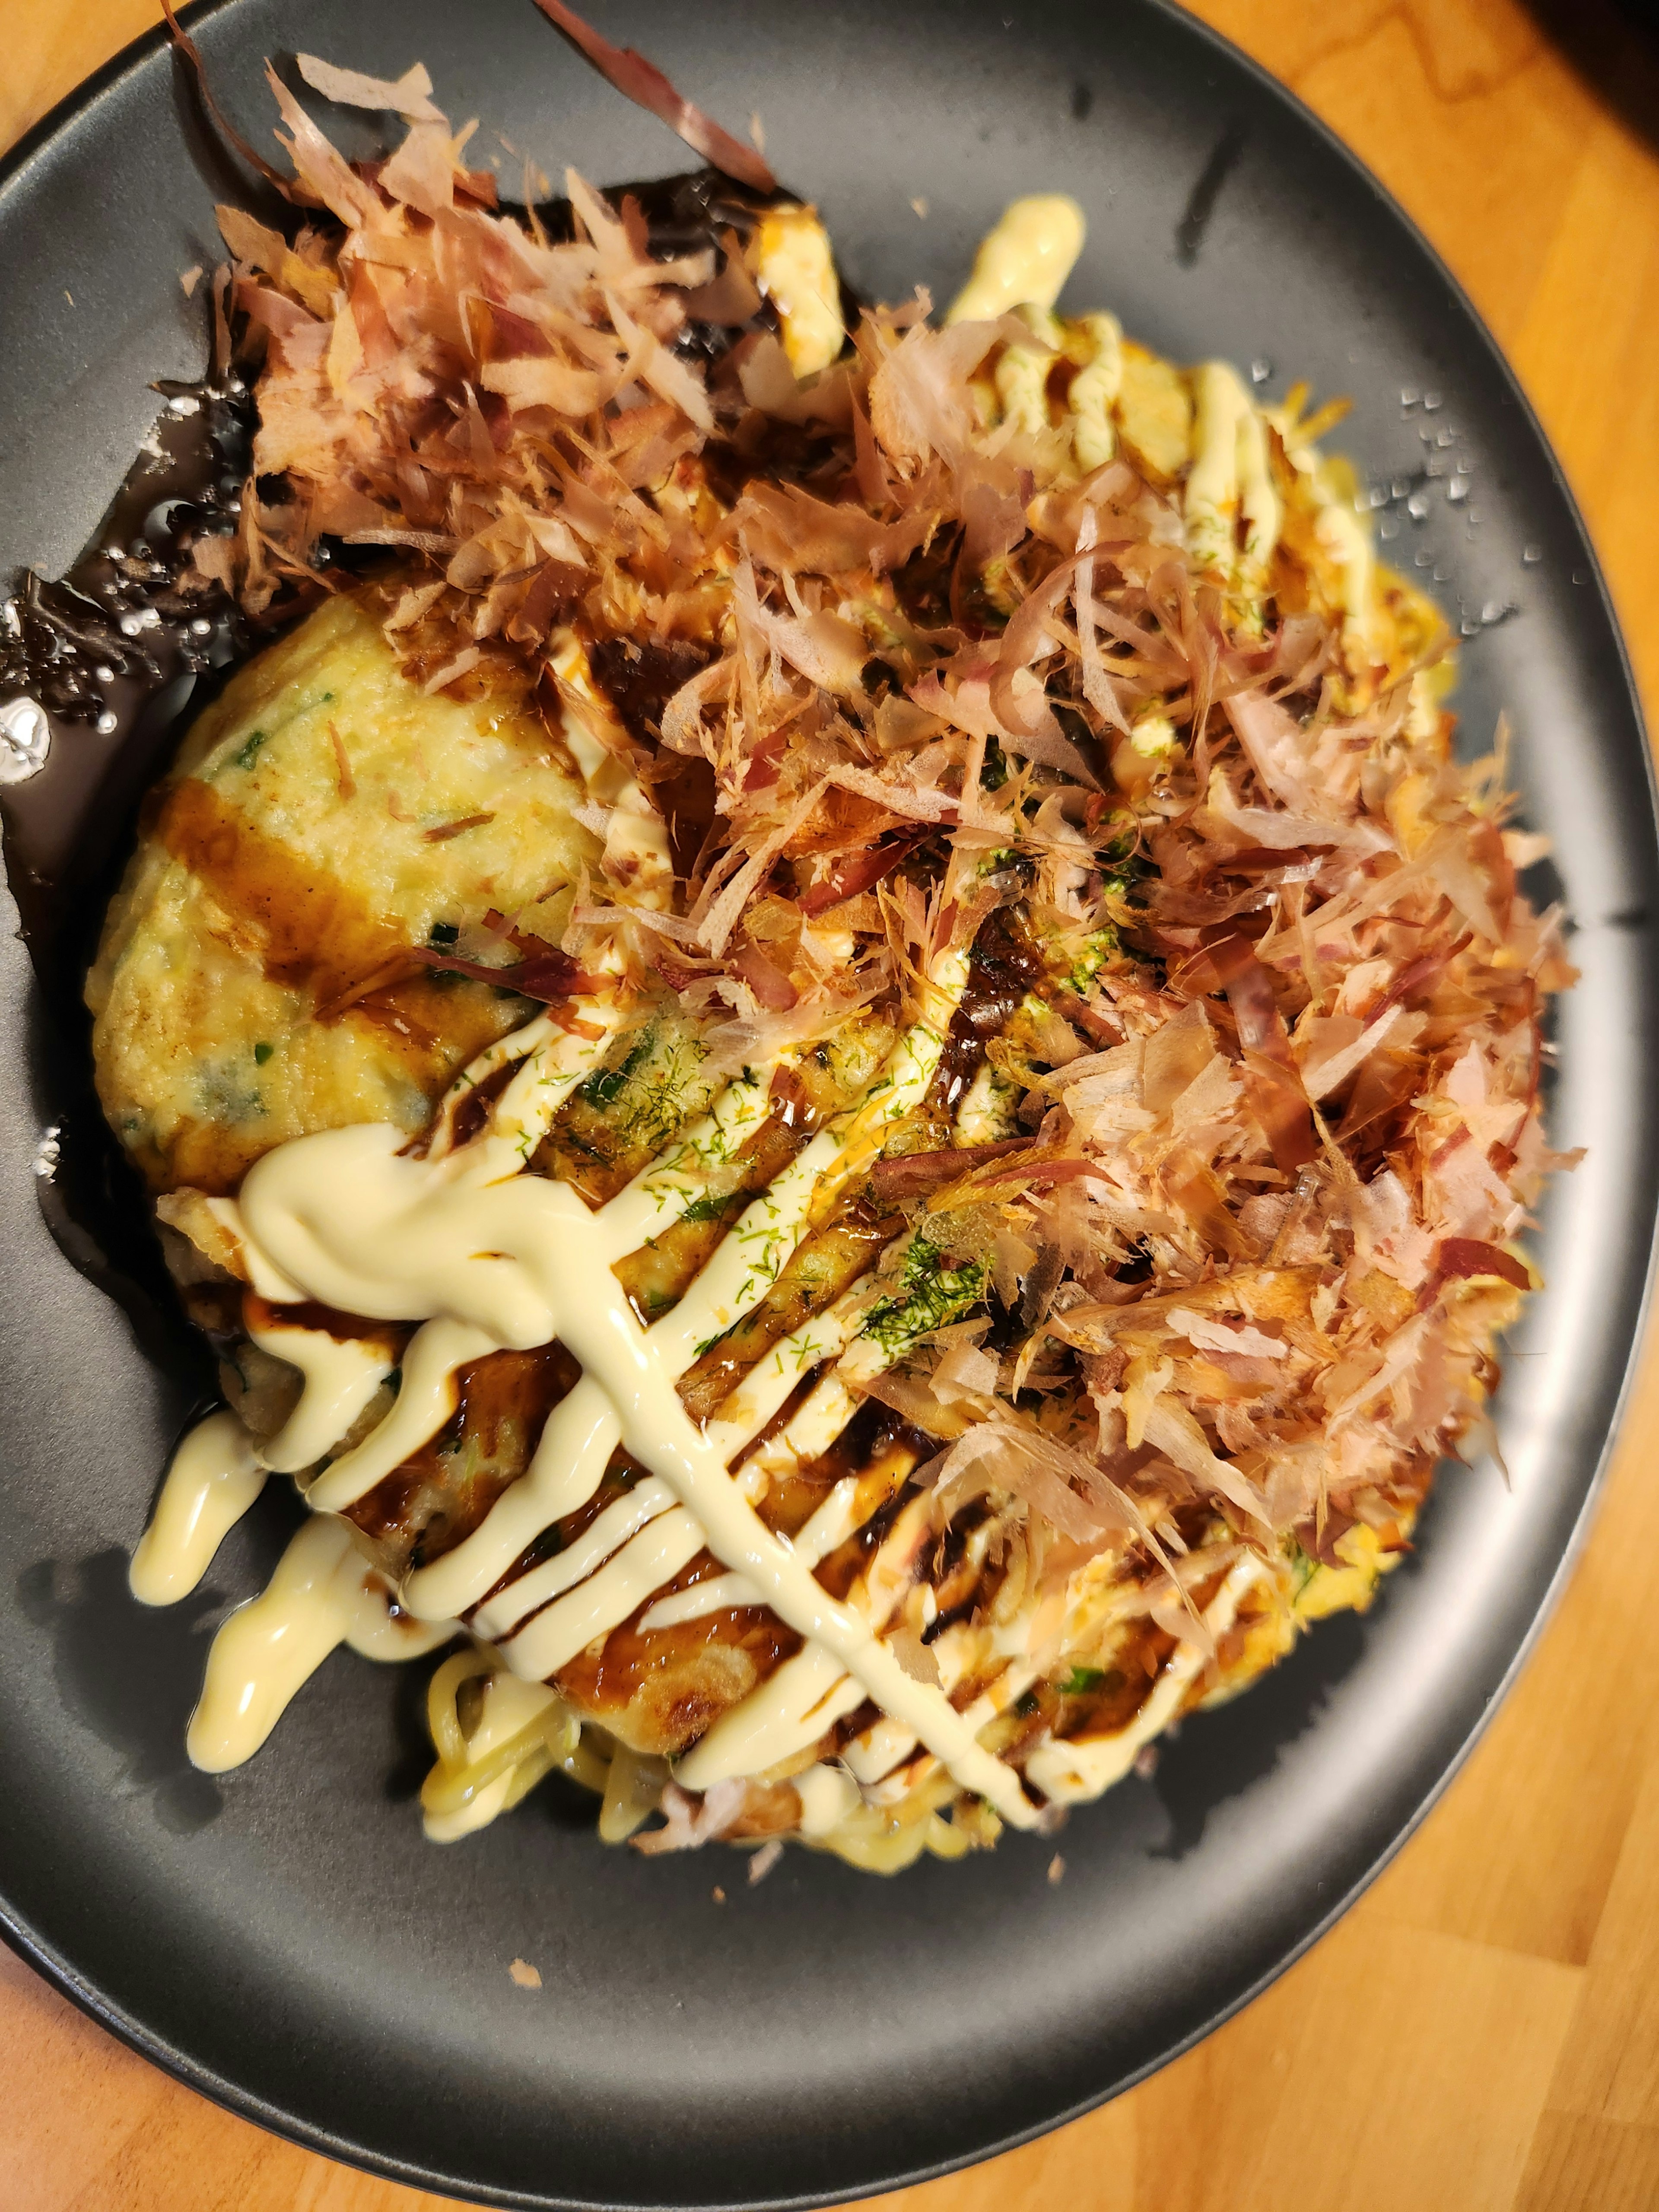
[0,3,1653,2206]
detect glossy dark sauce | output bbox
[933,908,1047,1118]
[1,366,278,1374]
[0,375,265,964]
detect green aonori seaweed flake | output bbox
[579,1032,653,1111]
[679,1189,736,1226]
[862,1233,987,1355]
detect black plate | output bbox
[0,2,1653,2206]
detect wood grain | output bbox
[3,3,1658,2206]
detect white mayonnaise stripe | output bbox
[427,1010,558,1161]
[129,1411,265,1606]
[1023,1557,1265,1804]
[1185,361,1280,602]
[429,975,626,1168]
[203,1196,305,1302]
[640,1472,863,1631]
[502,1507,708,1678]
[636,1571,756,1634]
[245,1319,393,1477]
[307,1316,496,1513]
[479,996,628,1170]
[849,1660,1038,1796]
[698,1275,876,1468]
[1069,311,1122,473]
[672,1490,934,1794]
[946,194,1085,324]
[594,1066,779,1259]
[473,1474,678,1640]
[400,1153,841,1625]
[842,1712,920,1787]
[794,1762,863,1837]
[187,1516,455,1772]
[643,1126,845,1369]
[642,1312,916,1634]
[451,1277,874,1640]
[674,1648,870,1788]
[490,1275,898,1651]
[403,1372,621,1623]
[808,954,969,1208]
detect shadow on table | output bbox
[1526,0,1659,149]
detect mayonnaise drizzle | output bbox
[129,1411,265,1606]
[137,935,1042,1828]
[187,1514,455,1773]
[1023,1557,1265,1803]
[244,1315,394,1477]
[676,1488,934,1788]
[1185,361,1280,607]
[947,194,1086,324]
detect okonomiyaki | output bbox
[66,41,1575,1872]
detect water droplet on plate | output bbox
[1522,543,1543,565]
[1423,392,1443,412]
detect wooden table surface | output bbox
[5,2,1659,2206]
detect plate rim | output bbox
[0,1,1654,2205]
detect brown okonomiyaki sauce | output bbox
[0,168,806,1347]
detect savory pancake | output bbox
[100,50,1569,1875]
[88,592,596,1195]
